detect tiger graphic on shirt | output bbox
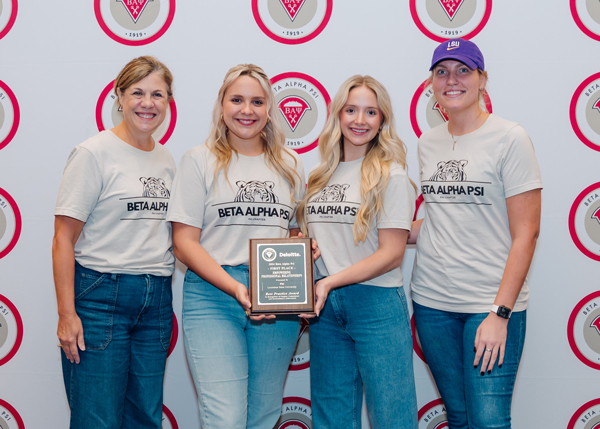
[311,184,350,202]
[429,160,468,181]
[234,180,279,203]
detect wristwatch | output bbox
[491,304,512,319]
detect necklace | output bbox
[449,111,483,151]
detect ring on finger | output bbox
[486,348,492,352]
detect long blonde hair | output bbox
[207,64,300,197]
[297,75,416,244]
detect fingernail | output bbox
[487,370,491,374]
[480,371,484,376]
[473,365,477,369]
[498,364,502,368]
[474,347,477,352]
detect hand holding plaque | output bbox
[248,238,315,315]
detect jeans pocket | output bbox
[74,271,117,351]
[159,277,174,351]
[396,287,412,333]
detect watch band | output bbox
[491,304,512,319]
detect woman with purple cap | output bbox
[408,38,542,428]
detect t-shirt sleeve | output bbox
[289,154,306,230]
[500,125,543,198]
[166,151,207,229]
[54,147,102,222]
[377,168,416,231]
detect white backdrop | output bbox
[1,0,600,427]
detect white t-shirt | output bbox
[55,130,176,276]
[166,144,305,266]
[411,114,543,313]
[306,158,416,288]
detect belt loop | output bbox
[111,273,118,282]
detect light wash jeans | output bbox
[412,301,527,429]
[182,265,300,429]
[61,262,173,429]
[309,283,418,429]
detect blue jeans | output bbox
[61,262,173,429]
[182,265,300,429]
[309,284,418,429]
[412,301,527,429]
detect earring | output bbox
[118,105,123,112]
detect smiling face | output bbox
[431,60,486,116]
[117,72,170,138]
[222,75,269,151]
[339,85,383,160]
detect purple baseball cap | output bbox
[429,38,485,71]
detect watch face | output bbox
[497,306,511,319]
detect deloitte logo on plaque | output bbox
[568,398,600,429]
[271,72,330,154]
[262,247,277,262]
[95,80,177,145]
[571,0,600,42]
[94,0,175,46]
[418,399,448,429]
[410,0,492,42]
[274,397,312,429]
[0,399,25,429]
[570,72,600,152]
[568,291,600,370]
[410,78,492,137]
[0,80,20,152]
[0,0,16,41]
[569,182,600,262]
[252,0,332,45]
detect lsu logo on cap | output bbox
[571,0,600,41]
[0,0,17,41]
[567,398,600,429]
[271,72,330,154]
[570,72,600,152]
[94,0,175,46]
[95,80,177,145]
[568,291,600,371]
[252,0,333,45]
[447,40,460,50]
[410,78,492,137]
[410,0,491,42]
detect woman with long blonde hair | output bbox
[167,64,309,428]
[297,75,418,428]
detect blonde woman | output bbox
[296,75,418,429]
[53,56,175,428]
[166,64,308,428]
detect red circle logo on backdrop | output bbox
[418,398,448,428]
[270,72,330,154]
[0,0,17,40]
[568,398,600,429]
[167,312,178,357]
[410,0,492,42]
[570,73,600,152]
[569,182,600,262]
[0,80,20,152]
[0,188,22,259]
[96,80,177,145]
[571,0,600,41]
[289,317,310,371]
[568,291,600,370]
[410,78,492,138]
[0,294,23,366]
[94,0,175,46]
[274,397,312,429]
[0,399,25,429]
[161,404,179,429]
[252,0,332,45]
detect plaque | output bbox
[249,237,315,315]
